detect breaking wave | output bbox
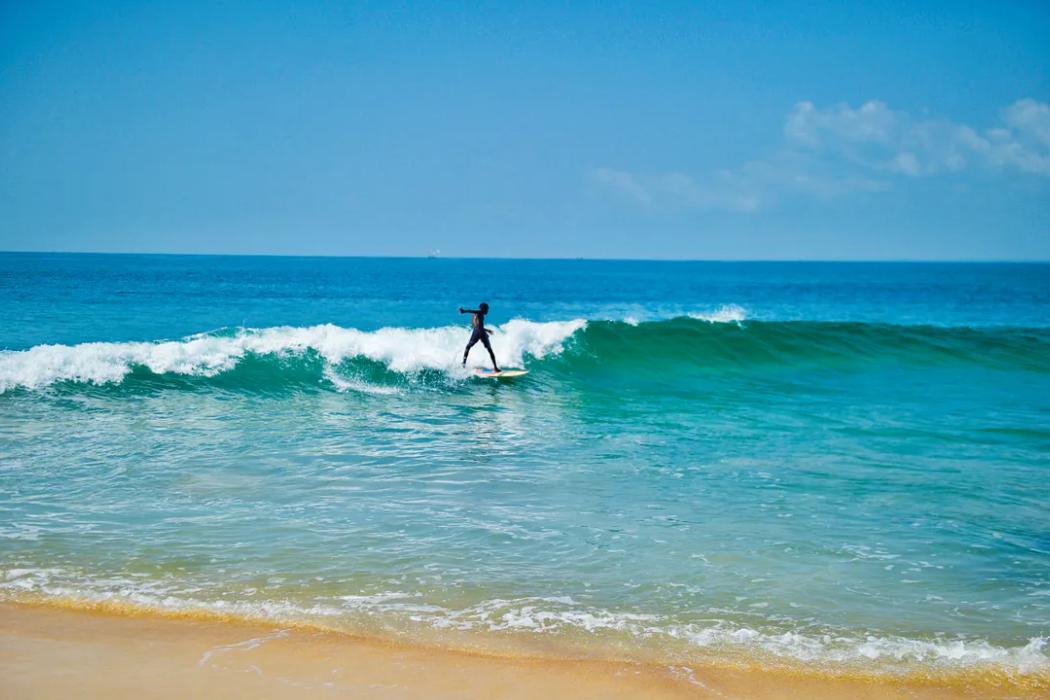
[2,313,1048,394]
[0,319,584,393]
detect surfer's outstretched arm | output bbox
[459,307,480,314]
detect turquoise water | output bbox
[1,253,1049,674]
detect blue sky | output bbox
[1,1,1048,259]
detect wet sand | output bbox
[0,602,1041,699]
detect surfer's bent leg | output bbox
[480,332,499,371]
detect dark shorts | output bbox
[466,326,491,349]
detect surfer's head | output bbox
[479,302,489,313]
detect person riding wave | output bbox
[459,302,500,372]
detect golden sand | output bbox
[0,601,1043,699]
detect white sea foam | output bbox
[592,304,747,325]
[435,597,1048,672]
[3,568,1045,675]
[0,319,586,393]
[688,304,747,323]
[667,623,1049,672]
[321,366,403,395]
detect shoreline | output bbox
[2,601,1045,699]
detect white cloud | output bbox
[785,100,898,149]
[592,98,1050,212]
[785,99,1050,177]
[1003,98,1050,147]
[590,167,761,212]
[590,168,654,207]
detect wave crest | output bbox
[0,320,585,393]
[687,304,747,323]
[4,315,1049,394]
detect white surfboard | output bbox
[473,368,529,379]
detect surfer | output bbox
[459,302,500,371]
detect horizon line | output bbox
[1,249,1048,264]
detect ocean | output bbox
[1,253,1048,684]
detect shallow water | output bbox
[1,253,1048,675]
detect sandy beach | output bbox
[2,601,1044,699]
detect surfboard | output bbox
[473,368,529,379]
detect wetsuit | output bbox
[461,308,499,370]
